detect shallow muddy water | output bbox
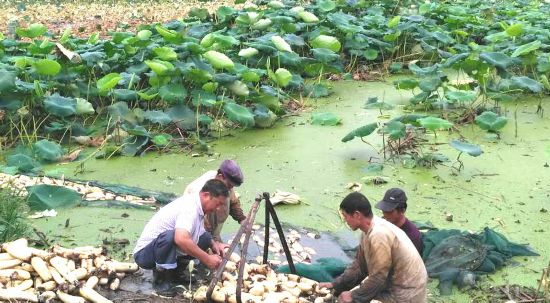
[37,80,550,300]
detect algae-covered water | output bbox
[36,80,549,301]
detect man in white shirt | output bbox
[133,179,229,297]
[184,159,247,255]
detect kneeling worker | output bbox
[133,179,229,297]
[320,192,427,303]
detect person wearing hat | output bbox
[376,188,423,254]
[319,192,427,303]
[184,159,247,257]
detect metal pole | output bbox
[263,192,270,265]
[264,192,296,274]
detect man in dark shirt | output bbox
[375,188,423,254]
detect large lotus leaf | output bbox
[228,80,249,96]
[186,69,213,84]
[364,49,378,60]
[75,98,95,115]
[191,90,217,107]
[271,36,293,53]
[239,48,259,58]
[167,105,196,130]
[223,103,255,127]
[122,136,150,156]
[0,70,16,92]
[97,73,122,92]
[283,34,305,47]
[312,48,340,63]
[511,40,541,58]
[311,112,341,126]
[7,154,41,173]
[278,52,302,67]
[203,50,235,70]
[33,139,64,162]
[297,11,319,23]
[216,6,236,23]
[80,51,106,65]
[145,59,174,75]
[511,76,543,93]
[383,121,406,139]
[113,89,138,101]
[310,35,341,52]
[479,52,518,69]
[341,123,378,142]
[159,84,187,103]
[393,78,419,90]
[137,88,158,101]
[253,104,277,128]
[16,23,47,38]
[505,23,523,37]
[32,59,61,76]
[44,94,77,117]
[441,52,470,68]
[417,116,453,131]
[419,77,442,92]
[408,63,440,76]
[108,101,137,124]
[364,97,394,110]
[449,140,483,157]
[0,98,22,111]
[270,68,292,87]
[317,0,336,11]
[445,90,476,103]
[155,25,182,43]
[153,47,178,61]
[475,111,507,132]
[212,33,240,49]
[143,110,172,125]
[241,71,261,82]
[390,114,427,126]
[27,184,81,210]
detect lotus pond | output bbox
[1,0,550,300]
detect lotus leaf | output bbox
[113,89,138,101]
[383,121,405,139]
[317,0,336,11]
[305,83,330,98]
[15,23,47,38]
[145,60,174,75]
[271,36,293,52]
[191,89,217,107]
[408,63,440,76]
[254,104,277,128]
[144,110,172,125]
[97,73,122,92]
[155,25,181,43]
[189,8,209,20]
[419,77,442,92]
[475,111,507,132]
[445,90,476,103]
[311,112,341,126]
[7,154,41,173]
[272,68,292,87]
[511,40,541,58]
[417,116,453,131]
[505,23,523,37]
[298,11,319,23]
[204,50,235,70]
[75,98,95,115]
[122,135,150,156]
[388,16,400,28]
[137,30,152,40]
[394,78,419,90]
[33,139,64,163]
[33,59,61,76]
[216,6,236,23]
[364,97,394,110]
[153,47,178,61]
[241,71,261,82]
[159,84,187,103]
[224,102,255,127]
[341,123,378,142]
[152,134,173,147]
[27,184,81,210]
[228,80,250,96]
[252,19,272,30]
[108,101,137,124]
[310,35,341,52]
[239,47,259,58]
[0,70,16,92]
[449,140,483,157]
[290,6,305,14]
[167,105,196,130]
[511,76,543,93]
[43,94,77,118]
[268,1,285,8]
[479,52,518,69]
[364,49,378,60]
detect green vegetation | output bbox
[0,188,30,243]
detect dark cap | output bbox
[375,188,407,211]
[219,160,244,187]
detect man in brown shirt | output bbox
[319,192,428,303]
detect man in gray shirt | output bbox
[133,179,229,297]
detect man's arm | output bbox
[331,249,366,295]
[351,233,392,302]
[174,228,221,269]
[228,190,246,223]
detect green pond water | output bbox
[35,80,549,301]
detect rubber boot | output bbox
[152,268,178,298]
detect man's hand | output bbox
[338,291,353,303]
[212,241,229,257]
[203,254,222,270]
[318,282,333,289]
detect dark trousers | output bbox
[134,230,213,270]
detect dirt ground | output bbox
[0,0,237,38]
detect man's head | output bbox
[199,179,229,213]
[375,188,408,226]
[339,192,373,231]
[216,160,244,189]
